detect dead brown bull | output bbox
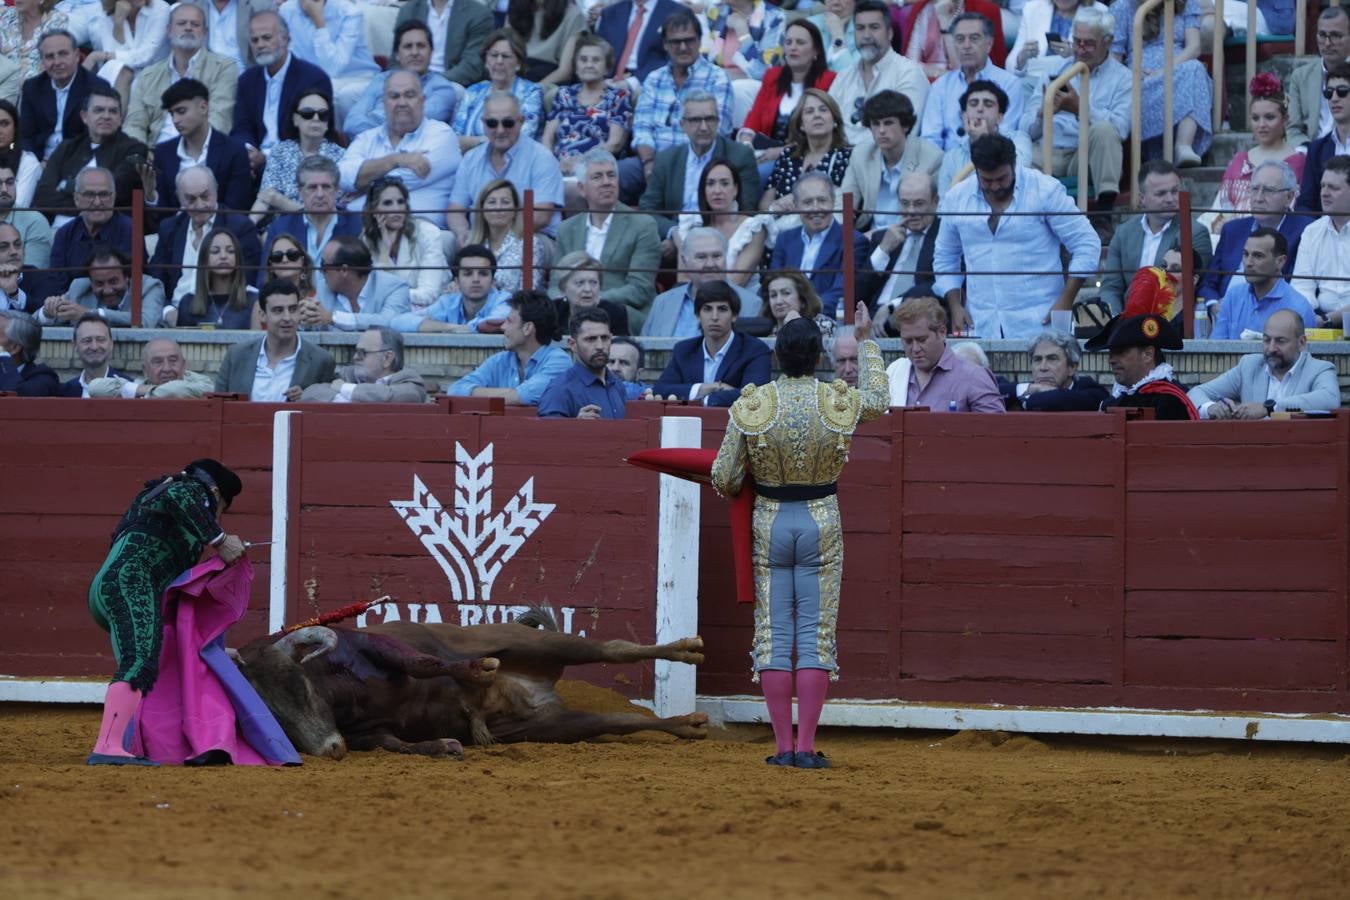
[233,611,708,760]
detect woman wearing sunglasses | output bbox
[453,29,544,153]
[259,233,318,302]
[250,89,347,223]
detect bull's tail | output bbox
[515,606,559,632]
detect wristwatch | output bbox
[1263,399,1276,416]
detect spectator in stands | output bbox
[652,280,771,406]
[393,244,512,334]
[840,91,941,233]
[506,0,588,85]
[1215,74,1304,220]
[1285,5,1350,147]
[829,329,859,386]
[902,0,1009,79]
[84,0,171,105]
[171,227,256,328]
[1000,330,1110,411]
[608,335,649,397]
[739,18,834,172]
[764,269,834,338]
[935,134,1100,339]
[2,0,71,84]
[1293,157,1350,326]
[1190,308,1339,416]
[447,289,571,404]
[919,14,1021,152]
[344,21,460,139]
[885,295,1004,411]
[307,235,411,332]
[447,92,563,245]
[769,172,868,317]
[215,278,336,400]
[937,80,1033,196]
[549,149,661,332]
[454,30,544,152]
[1087,290,1198,420]
[86,334,215,398]
[260,232,317,302]
[0,54,20,107]
[758,89,851,216]
[552,251,631,337]
[0,153,53,268]
[49,167,143,293]
[537,307,629,418]
[193,0,267,73]
[542,35,633,174]
[250,88,344,223]
[232,9,332,174]
[1101,161,1212,312]
[0,101,40,211]
[1022,4,1131,210]
[124,2,234,146]
[623,9,735,201]
[641,91,760,245]
[22,30,112,162]
[40,245,165,327]
[862,171,940,313]
[0,309,59,395]
[1199,160,1311,305]
[1008,0,1085,80]
[675,159,771,291]
[828,1,927,146]
[146,77,251,218]
[58,312,124,397]
[642,226,761,336]
[264,155,360,262]
[595,0,680,86]
[361,177,447,314]
[469,179,547,294]
[148,164,260,306]
[700,0,786,128]
[340,71,460,231]
[0,221,58,312]
[397,0,492,88]
[299,325,428,404]
[1110,0,1213,165]
[277,0,377,122]
[33,83,145,225]
[807,0,860,73]
[1296,62,1350,213]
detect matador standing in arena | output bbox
[87,459,247,765]
[711,304,888,769]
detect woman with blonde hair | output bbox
[552,251,631,336]
[171,228,256,329]
[469,179,546,294]
[362,177,447,312]
[758,89,852,215]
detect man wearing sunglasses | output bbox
[1296,62,1350,213]
[1285,6,1350,147]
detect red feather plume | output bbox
[1122,267,1179,322]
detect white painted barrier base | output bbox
[0,678,107,703]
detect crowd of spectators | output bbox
[0,0,1347,418]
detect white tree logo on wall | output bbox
[390,443,555,601]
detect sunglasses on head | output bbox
[483,117,518,130]
[295,107,330,121]
[1325,85,1350,99]
[269,249,304,262]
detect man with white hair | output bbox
[1198,160,1312,305]
[300,326,428,403]
[768,171,869,318]
[641,227,761,337]
[148,164,262,306]
[829,331,859,387]
[124,2,239,146]
[1000,330,1110,411]
[0,310,60,396]
[89,335,216,399]
[231,10,333,172]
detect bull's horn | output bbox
[274,626,338,665]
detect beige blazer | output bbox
[840,136,944,231]
[124,50,239,146]
[1285,58,1325,148]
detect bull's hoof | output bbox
[670,636,705,665]
[672,712,709,740]
[436,738,465,760]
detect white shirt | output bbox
[261,52,293,150]
[251,337,302,402]
[1138,216,1170,271]
[48,77,75,158]
[681,142,716,214]
[426,0,454,72]
[799,226,828,272]
[585,212,613,260]
[689,334,734,403]
[174,214,217,302]
[828,49,930,145]
[206,0,244,70]
[1334,126,1350,157]
[176,132,211,168]
[1290,215,1350,314]
[338,118,462,228]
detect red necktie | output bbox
[615,1,646,78]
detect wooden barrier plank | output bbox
[905,436,1121,485]
[1125,538,1340,591]
[903,534,1117,585]
[902,410,1123,439]
[1127,444,1340,491]
[1120,685,1344,715]
[1125,637,1340,691]
[1128,490,1338,540]
[900,632,1115,683]
[903,583,1116,635]
[1128,419,1340,446]
[903,482,1118,537]
[1127,590,1339,640]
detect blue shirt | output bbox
[343,71,461,137]
[631,58,734,153]
[536,362,629,418]
[447,342,571,405]
[391,288,513,333]
[919,60,1024,151]
[448,136,564,235]
[1211,278,1316,339]
[672,286,700,339]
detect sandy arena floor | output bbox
[3,688,1349,900]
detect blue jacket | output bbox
[769,221,871,317]
[152,129,255,218]
[148,212,263,300]
[653,331,772,407]
[1295,130,1341,213]
[1197,214,1312,301]
[596,0,682,81]
[231,56,333,150]
[19,68,111,161]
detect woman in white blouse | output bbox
[84,0,171,105]
[361,177,448,313]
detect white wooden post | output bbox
[269,411,298,634]
[653,416,702,717]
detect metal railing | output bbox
[1214,0,1311,133]
[1041,61,1092,213]
[1131,0,1176,190]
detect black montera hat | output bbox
[1084,313,1184,352]
[186,458,243,506]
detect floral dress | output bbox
[0,9,70,81]
[766,146,853,199]
[261,140,346,204]
[1111,0,1214,154]
[547,85,633,160]
[455,77,544,140]
[702,1,787,80]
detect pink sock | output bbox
[92,681,143,757]
[794,668,829,754]
[760,670,795,754]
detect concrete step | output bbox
[1207,132,1250,169]
[1181,166,1224,211]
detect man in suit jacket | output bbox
[859,172,940,312]
[125,2,239,147]
[49,168,146,294]
[396,0,493,87]
[216,279,337,400]
[1285,6,1350,147]
[146,79,254,219]
[1188,309,1341,416]
[641,227,762,337]
[1296,63,1350,213]
[188,0,271,71]
[299,325,428,403]
[19,32,112,161]
[596,0,680,83]
[231,10,333,172]
[1198,175,1311,305]
[1100,161,1212,312]
[32,85,147,225]
[652,281,771,407]
[839,91,943,232]
[638,91,760,239]
[0,222,60,314]
[548,149,661,331]
[38,247,167,328]
[264,156,361,263]
[58,314,130,398]
[769,172,870,318]
[0,310,59,396]
[307,236,412,331]
[147,165,262,303]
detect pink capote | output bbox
[138,557,299,766]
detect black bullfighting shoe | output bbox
[794,751,831,769]
[765,751,796,767]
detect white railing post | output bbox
[653,416,703,717]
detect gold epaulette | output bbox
[817,379,862,434]
[729,382,778,435]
